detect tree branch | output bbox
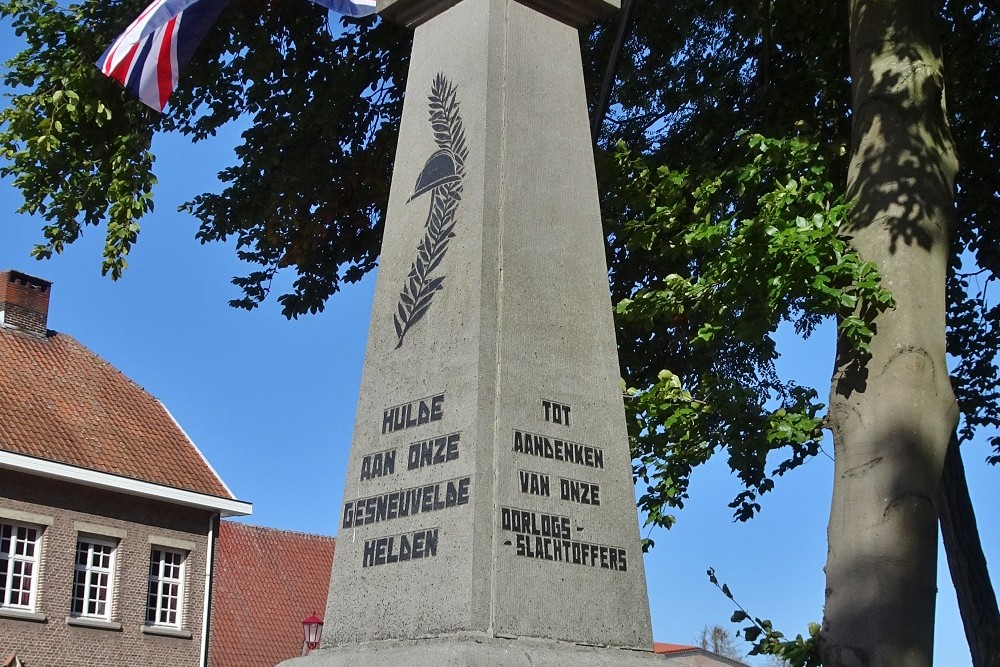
[937,432,1000,667]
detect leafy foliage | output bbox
[940,0,1000,463]
[1,0,157,279]
[1,0,997,583]
[617,133,892,532]
[586,0,1000,539]
[3,1,1000,658]
[597,3,999,657]
[1,0,411,316]
[585,1,857,534]
[708,567,821,667]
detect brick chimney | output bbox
[0,270,52,337]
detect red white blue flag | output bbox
[97,0,377,112]
[309,0,376,17]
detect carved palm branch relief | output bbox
[394,73,468,349]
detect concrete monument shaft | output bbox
[281,0,658,664]
[380,0,618,27]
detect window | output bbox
[146,548,185,628]
[70,537,116,620]
[0,522,40,611]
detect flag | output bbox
[97,0,377,112]
[96,0,231,111]
[306,0,376,17]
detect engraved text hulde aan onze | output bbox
[351,393,465,569]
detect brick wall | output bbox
[0,470,215,667]
[0,272,51,337]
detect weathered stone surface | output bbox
[279,636,662,667]
[376,0,461,27]
[378,0,618,27]
[283,1,654,664]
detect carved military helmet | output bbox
[408,149,461,202]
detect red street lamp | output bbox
[302,613,324,655]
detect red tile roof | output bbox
[654,642,699,654]
[0,326,232,498]
[210,522,335,667]
[654,642,750,666]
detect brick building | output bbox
[208,522,335,667]
[0,270,252,666]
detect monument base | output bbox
[277,635,662,667]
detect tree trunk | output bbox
[938,433,1000,667]
[823,1,960,665]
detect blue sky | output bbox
[2,16,998,665]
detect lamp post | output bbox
[301,613,324,656]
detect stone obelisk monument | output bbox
[283,0,659,664]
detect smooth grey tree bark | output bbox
[823,1,960,665]
[938,433,1000,667]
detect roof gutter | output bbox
[0,451,252,517]
[200,513,219,667]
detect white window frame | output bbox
[146,547,186,629]
[0,521,41,612]
[70,536,117,621]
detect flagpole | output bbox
[590,0,636,144]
